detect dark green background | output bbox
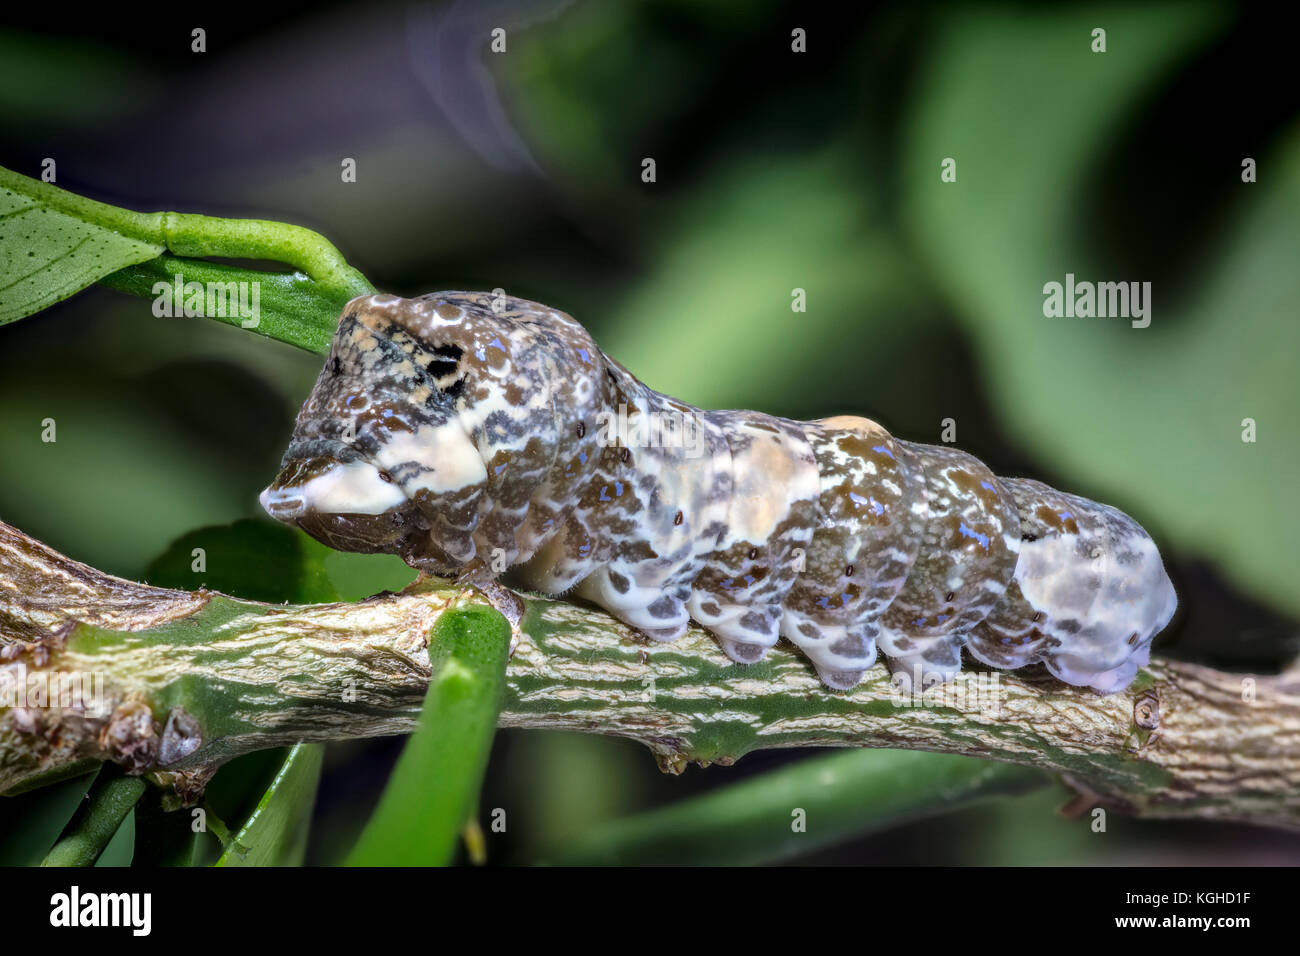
[1,1,1296,863]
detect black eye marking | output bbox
[845,564,855,578]
[331,356,342,375]
[673,511,683,526]
[944,591,955,603]
[377,470,394,483]
[621,447,631,463]
[428,359,460,379]
[576,422,585,438]
[748,548,758,560]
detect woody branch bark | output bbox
[1,519,1297,829]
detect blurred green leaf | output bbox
[347,606,510,866]
[496,731,644,860]
[539,749,1045,866]
[217,742,324,867]
[0,769,97,865]
[0,29,157,131]
[145,519,340,604]
[0,286,324,578]
[901,5,1300,616]
[132,791,201,867]
[601,151,925,414]
[0,379,269,580]
[949,782,1094,865]
[321,549,418,602]
[145,518,417,604]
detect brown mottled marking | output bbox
[1035,503,1080,535]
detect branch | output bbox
[2,519,1297,829]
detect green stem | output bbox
[155,212,371,297]
[346,606,511,866]
[538,749,1047,866]
[0,166,371,297]
[41,770,147,867]
[0,165,373,350]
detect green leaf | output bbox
[216,742,324,867]
[321,549,418,602]
[540,749,1046,866]
[347,606,511,866]
[0,769,98,865]
[0,171,162,324]
[145,518,417,606]
[100,254,345,356]
[0,165,372,345]
[145,519,341,604]
[195,747,289,865]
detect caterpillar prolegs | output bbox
[259,292,1177,693]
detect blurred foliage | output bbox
[0,770,97,865]
[133,788,202,867]
[900,4,1300,621]
[538,749,1046,866]
[215,743,323,867]
[147,519,342,603]
[1,0,1297,865]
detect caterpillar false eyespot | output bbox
[260,292,1177,694]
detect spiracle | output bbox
[260,292,1177,693]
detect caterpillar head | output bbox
[260,292,605,574]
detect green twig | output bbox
[0,167,370,297]
[0,165,373,349]
[41,770,147,867]
[346,606,512,866]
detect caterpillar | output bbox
[260,292,1177,693]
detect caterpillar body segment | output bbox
[261,292,1177,693]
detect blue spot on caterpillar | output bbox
[259,292,1177,693]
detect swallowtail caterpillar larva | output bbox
[260,292,1177,693]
